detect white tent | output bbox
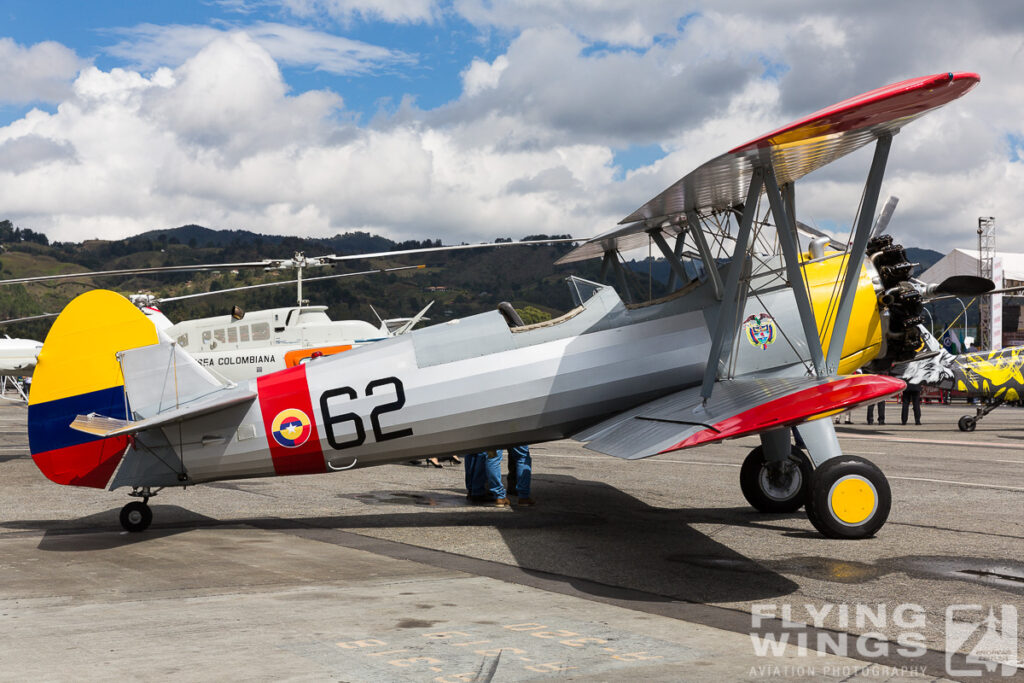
[919,248,1024,285]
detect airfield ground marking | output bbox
[886,476,1024,492]
[539,454,1024,491]
[543,452,881,465]
[838,433,1022,450]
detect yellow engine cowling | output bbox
[801,251,884,375]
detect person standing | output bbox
[464,452,490,503]
[867,401,886,425]
[481,449,510,507]
[505,444,534,506]
[901,383,922,425]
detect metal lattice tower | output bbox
[977,216,995,348]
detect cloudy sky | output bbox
[1,0,1022,253]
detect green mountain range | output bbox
[0,219,975,343]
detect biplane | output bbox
[28,72,982,539]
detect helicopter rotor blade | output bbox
[0,312,60,325]
[319,237,578,263]
[151,265,425,304]
[0,238,574,288]
[0,260,279,287]
[0,265,425,325]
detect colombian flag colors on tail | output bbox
[28,290,159,488]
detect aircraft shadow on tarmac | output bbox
[7,474,806,605]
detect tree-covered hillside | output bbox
[0,220,629,340]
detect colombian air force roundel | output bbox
[271,408,312,448]
[743,313,777,350]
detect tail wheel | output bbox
[958,416,976,432]
[805,456,891,539]
[120,501,153,533]
[740,446,812,513]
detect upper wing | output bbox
[573,374,904,460]
[557,72,978,264]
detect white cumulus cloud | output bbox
[0,38,86,104]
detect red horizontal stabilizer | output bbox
[662,375,905,453]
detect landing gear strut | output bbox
[119,487,158,532]
[958,399,1002,432]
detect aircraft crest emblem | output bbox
[271,408,312,448]
[743,314,776,350]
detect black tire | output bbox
[120,501,153,533]
[805,456,891,539]
[958,416,976,432]
[740,446,812,513]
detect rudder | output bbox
[28,290,160,487]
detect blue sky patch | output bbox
[612,143,666,179]
[1007,133,1024,163]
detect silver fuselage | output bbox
[117,267,821,488]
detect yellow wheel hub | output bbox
[829,476,877,525]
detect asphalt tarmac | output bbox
[0,398,1021,681]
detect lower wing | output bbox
[573,374,904,460]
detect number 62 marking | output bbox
[319,376,413,450]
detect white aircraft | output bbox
[0,337,42,375]
[26,72,982,541]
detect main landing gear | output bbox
[742,442,892,539]
[804,457,891,539]
[119,487,157,532]
[740,446,812,513]
[958,399,1002,432]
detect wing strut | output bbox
[648,228,690,286]
[685,210,723,300]
[665,232,686,291]
[763,165,827,377]
[700,167,764,402]
[824,133,893,373]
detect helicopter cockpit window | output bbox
[251,322,270,341]
[202,330,212,346]
[239,325,250,342]
[227,327,238,343]
[214,329,226,343]
[177,334,189,348]
[297,310,330,324]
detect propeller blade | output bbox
[932,275,994,297]
[869,196,899,239]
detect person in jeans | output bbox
[464,452,491,503]
[481,449,510,507]
[505,444,534,506]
